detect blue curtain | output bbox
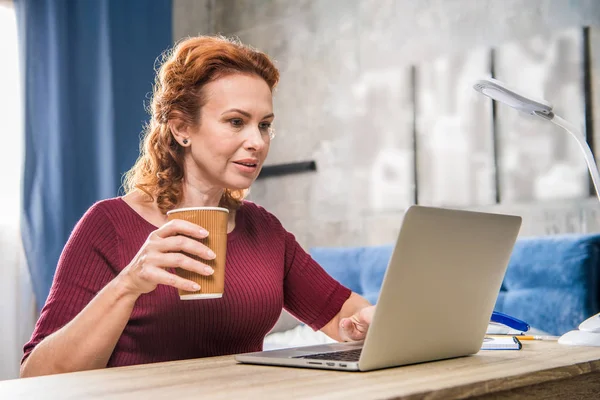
[15,0,172,310]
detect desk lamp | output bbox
[473,78,600,201]
[473,78,600,346]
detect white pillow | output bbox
[264,325,335,351]
[267,310,302,335]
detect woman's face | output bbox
[183,73,274,191]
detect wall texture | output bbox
[172,0,600,248]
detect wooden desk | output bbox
[2,342,600,399]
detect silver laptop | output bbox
[235,205,522,372]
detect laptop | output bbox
[235,205,522,372]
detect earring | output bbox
[183,139,189,145]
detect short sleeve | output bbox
[282,230,352,331]
[22,202,121,364]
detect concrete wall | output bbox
[173,0,600,248]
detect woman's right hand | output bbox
[118,219,216,297]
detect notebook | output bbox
[481,336,522,350]
[235,205,522,371]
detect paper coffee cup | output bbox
[166,206,229,300]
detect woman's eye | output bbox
[259,122,272,131]
[230,118,244,128]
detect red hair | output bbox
[123,35,280,213]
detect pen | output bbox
[516,335,559,341]
[487,334,558,340]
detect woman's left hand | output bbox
[339,305,376,341]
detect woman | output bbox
[21,35,374,377]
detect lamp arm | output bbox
[546,113,600,202]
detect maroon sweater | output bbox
[23,198,351,367]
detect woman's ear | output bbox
[169,118,191,147]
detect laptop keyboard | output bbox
[293,348,362,362]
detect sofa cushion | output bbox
[310,247,363,294]
[311,233,600,337]
[310,245,393,302]
[495,233,600,335]
[358,245,394,304]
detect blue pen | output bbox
[491,311,530,332]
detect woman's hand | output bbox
[339,305,376,341]
[118,219,216,297]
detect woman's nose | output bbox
[243,126,267,151]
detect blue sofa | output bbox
[310,233,600,336]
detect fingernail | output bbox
[199,228,209,237]
[205,267,214,275]
[192,284,200,291]
[207,250,216,259]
